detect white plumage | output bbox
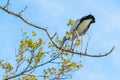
[71,18,94,40]
[61,14,95,47]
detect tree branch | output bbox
[0,5,115,58]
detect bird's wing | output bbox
[70,19,80,32]
[69,19,81,40]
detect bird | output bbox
[61,14,95,48]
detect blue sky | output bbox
[0,0,120,80]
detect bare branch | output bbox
[51,32,57,39]
[50,62,61,64]
[4,0,10,9]
[15,59,25,73]
[5,51,62,79]
[0,6,46,31]
[0,5,115,58]
[19,6,28,15]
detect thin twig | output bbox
[51,32,57,39]
[19,6,28,15]
[4,0,10,9]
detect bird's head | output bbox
[86,14,95,23]
[80,14,95,24]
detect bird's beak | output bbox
[92,20,95,23]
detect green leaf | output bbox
[66,31,71,35]
[32,31,37,36]
[75,39,81,46]
[67,19,74,26]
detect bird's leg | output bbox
[75,30,83,52]
[70,33,74,51]
[80,35,83,53]
[76,30,79,38]
[71,30,79,58]
[70,40,74,51]
[72,30,79,50]
[70,40,74,59]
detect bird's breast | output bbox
[71,19,92,40]
[77,19,92,35]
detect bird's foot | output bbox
[71,48,74,52]
[80,52,83,55]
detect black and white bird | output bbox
[61,14,95,48]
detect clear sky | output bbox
[0,0,120,80]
